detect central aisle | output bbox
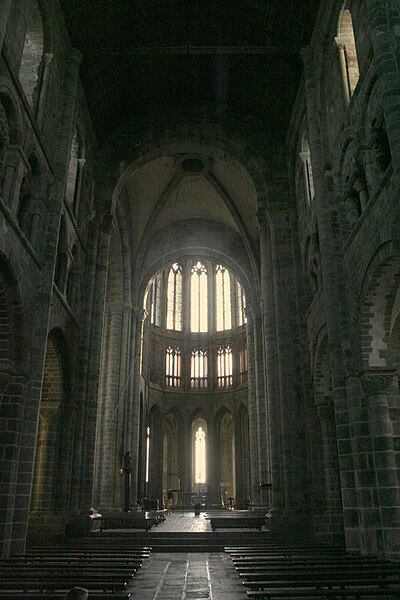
[127,551,247,600]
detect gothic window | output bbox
[195,425,206,483]
[191,261,208,332]
[150,273,161,326]
[300,134,315,206]
[216,264,231,331]
[239,341,248,384]
[236,280,247,327]
[336,9,360,102]
[18,0,44,110]
[167,263,182,331]
[217,345,233,388]
[166,346,181,387]
[66,125,85,215]
[191,349,208,388]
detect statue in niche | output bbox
[123,451,132,472]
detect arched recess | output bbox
[214,408,235,505]
[30,329,72,514]
[235,404,251,509]
[312,331,343,544]
[0,89,23,203]
[191,414,208,496]
[360,253,400,369]
[162,409,181,507]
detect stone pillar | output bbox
[366,1,400,173]
[69,213,112,514]
[245,315,261,508]
[30,406,61,512]
[315,396,344,544]
[361,368,400,558]
[253,308,270,508]
[257,207,283,511]
[0,368,26,557]
[127,307,146,508]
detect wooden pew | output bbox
[225,543,400,599]
[0,544,150,598]
[205,514,266,531]
[100,511,157,530]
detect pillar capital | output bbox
[360,367,397,397]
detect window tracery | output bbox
[191,261,208,333]
[167,263,182,331]
[146,258,248,390]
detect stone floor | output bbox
[126,513,247,599]
[127,551,247,600]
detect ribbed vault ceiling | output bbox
[60,0,321,142]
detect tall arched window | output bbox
[336,8,360,103]
[195,425,206,484]
[191,261,208,332]
[216,264,231,331]
[300,134,315,206]
[167,263,182,331]
[236,280,247,327]
[66,125,85,215]
[150,273,161,326]
[18,0,44,110]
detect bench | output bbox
[0,543,150,598]
[206,514,266,531]
[100,511,157,531]
[246,587,400,599]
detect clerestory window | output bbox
[191,349,208,388]
[191,261,208,332]
[216,264,231,331]
[167,263,182,331]
[165,346,181,387]
[217,345,233,388]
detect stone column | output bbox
[315,395,344,544]
[245,314,261,508]
[366,1,400,173]
[30,406,61,512]
[361,368,400,558]
[257,207,283,511]
[69,213,112,514]
[0,368,26,557]
[128,307,146,507]
[253,308,271,508]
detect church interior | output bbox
[1,0,400,596]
